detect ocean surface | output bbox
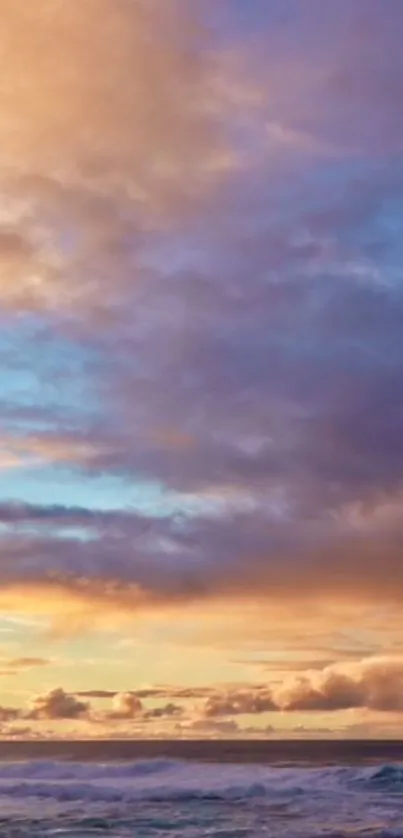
[1,740,403,837]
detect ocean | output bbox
[0,740,403,837]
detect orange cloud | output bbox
[27,687,88,720]
[200,657,403,716]
[0,0,242,317]
[109,692,143,720]
[273,658,403,713]
[0,581,148,633]
[2,657,49,670]
[0,0,229,190]
[0,432,103,470]
[205,689,276,717]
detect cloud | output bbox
[2,656,403,739]
[0,656,50,676]
[291,724,334,737]
[151,686,216,700]
[179,718,240,737]
[0,582,141,633]
[75,690,117,700]
[75,686,216,701]
[1,2,403,640]
[243,724,275,737]
[145,703,183,719]
[274,658,403,713]
[233,658,342,672]
[109,692,143,720]
[106,692,181,721]
[0,706,19,722]
[27,687,89,720]
[200,658,403,716]
[0,686,197,732]
[3,496,403,626]
[205,689,276,717]
[5,657,49,670]
[2,435,101,469]
[251,0,403,157]
[0,0,229,187]
[1,725,33,738]
[0,0,242,318]
[0,0,400,324]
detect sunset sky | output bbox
[1,0,403,740]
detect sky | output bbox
[0,0,403,740]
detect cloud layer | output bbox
[203,658,403,715]
[0,1,403,661]
[3,656,403,742]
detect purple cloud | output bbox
[0,1,403,620]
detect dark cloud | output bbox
[3,496,403,611]
[145,703,183,719]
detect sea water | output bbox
[0,742,402,836]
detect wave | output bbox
[356,763,403,791]
[0,757,176,781]
[0,759,400,804]
[0,761,402,838]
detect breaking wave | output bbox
[0,759,401,802]
[0,760,402,836]
[364,764,403,790]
